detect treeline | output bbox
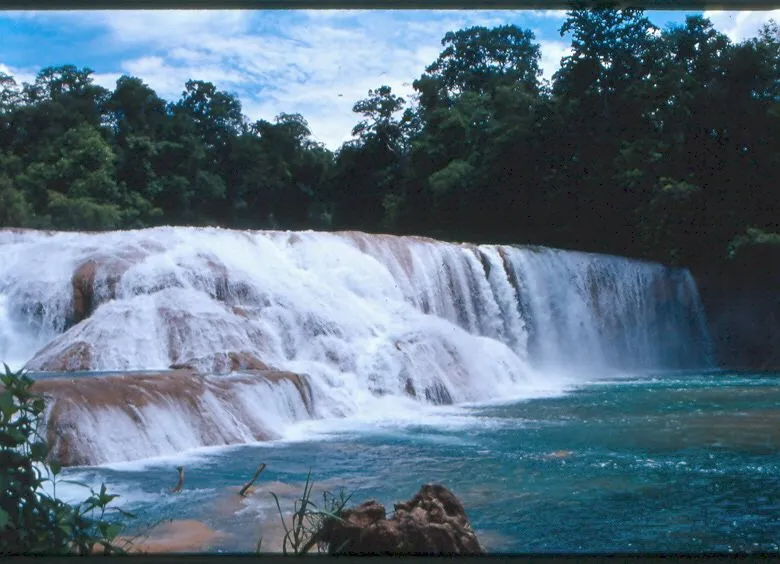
[1,10,778,270]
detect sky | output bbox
[0,9,778,150]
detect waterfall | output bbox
[0,227,713,464]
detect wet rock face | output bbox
[322,484,483,555]
[70,255,139,326]
[34,369,313,466]
[169,351,269,374]
[27,340,93,372]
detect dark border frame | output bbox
[1,0,780,10]
[1,0,779,560]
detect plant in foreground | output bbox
[268,470,353,555]
[0,364,133,555]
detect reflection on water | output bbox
[60,371,780,553]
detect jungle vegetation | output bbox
[1,10,778,271]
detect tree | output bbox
[351,85,406,150]
[106,75,168,139]
[0,72,20,148]
[247,113,332,228]
[554,9,658,103]
[14,124,127,230]
[421,25,542,102]
[174,80,245,150]
[17,66,110,144]
[0,174,30,227]
[104,76,168,224]
[543,9,661,255]
[401,25,545,240]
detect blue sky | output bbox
[0,9,777,149]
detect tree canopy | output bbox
[1,11,778,272]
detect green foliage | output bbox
[727,228,780,260]
[0,365,132,555]
[635,177,701,266]
[0,15,778,270]
[0,175,30,226]
[429,159,474,197]
[421,25,541,102]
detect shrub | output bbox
[0,364,132,555]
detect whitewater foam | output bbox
[0,227,714,464]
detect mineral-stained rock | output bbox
[321,484,483,555]
[70,254,142,325]
[26,340,93,372]
[169,351,269,374]
[34,368,314,466]
[71,260,98,324]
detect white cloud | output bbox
[528,9,568,19]
[703,10,780,42]
[91,72,123,91]
[97,10,497,148]
[96,10,252,47]
[539,39,570,82]
[0,63,36,87]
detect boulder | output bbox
[70,255,139,325]
[321,484,483,555]
[71,260,97,325]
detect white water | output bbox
[0,227,713,464]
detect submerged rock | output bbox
[322,484,483,555]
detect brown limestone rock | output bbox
[322,484,483,555]
[71,260,98,324]
[27,341,93,372]
[70,255,140,324]
[33,368,313,466]
[169,351,269,374]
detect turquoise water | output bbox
[57,370,780,553]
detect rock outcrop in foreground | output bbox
[322,484,483,555]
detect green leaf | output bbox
[29,441,48,461]
[105,523,121,539]
[31,398,45,414]
[0,429,26,447]
[0,390,16,420]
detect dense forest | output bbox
[0,9,778,272]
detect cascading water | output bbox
[501,246,714,372]
[0,227,713,464]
